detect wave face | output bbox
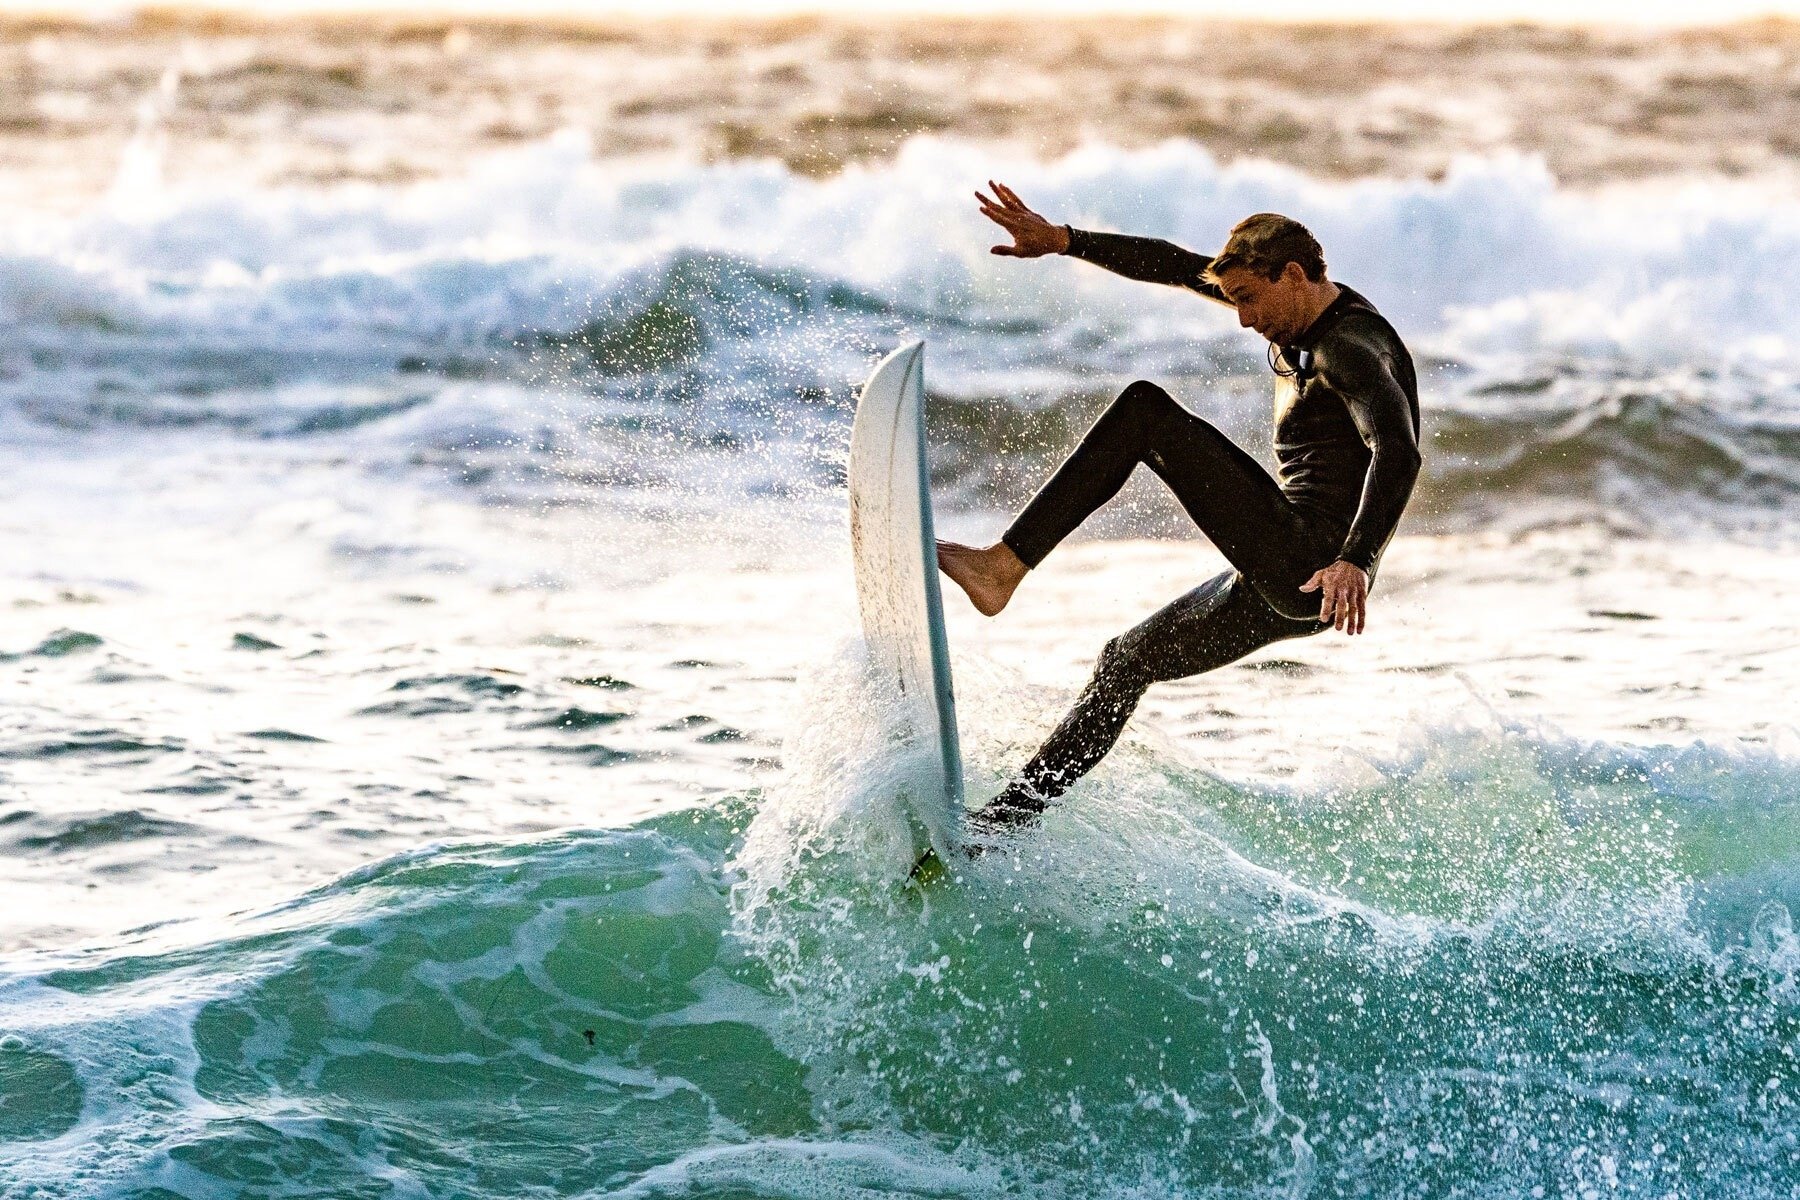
[6,650,1800,1198]
[3,137,1799,534]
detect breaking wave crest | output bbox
[5,644,1800,1198]
[4,135,1799,533]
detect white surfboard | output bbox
[848,341,964,840]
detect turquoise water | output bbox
[7,695,1799,1198]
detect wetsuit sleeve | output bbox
[1315,333,1422,573]
[1062,227,1232,306]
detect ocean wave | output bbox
[5,695,1800,1197]
[4,138,1800,535]
[1420,382,1800,534]
[6,137,1800,367]
[18,138,1800,336]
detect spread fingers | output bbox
[991,180,1029,211]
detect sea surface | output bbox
[3,13,1800,1198]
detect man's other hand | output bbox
[1300,560,1370,635]
[976,180,1071,258]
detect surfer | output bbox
[940,181,1420,837]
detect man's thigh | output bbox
[1112,570,1326,685]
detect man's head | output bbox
[1204,213,1332,345]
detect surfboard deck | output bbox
[847,341,964,867]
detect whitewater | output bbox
[3,17,1800,1198]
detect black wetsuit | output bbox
[978,227,1422,830]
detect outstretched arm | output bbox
[1061,228,1230,307]
[976,181,1230,306]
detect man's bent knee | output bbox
[1118,379,1173,410]
[1094,633,1155,695]
[1114,379,1225,446]
[1101,380,1183,446]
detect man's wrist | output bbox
[1057,224,1075,255]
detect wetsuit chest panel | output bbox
[1274,371,1375,520]
[1271,303,1417,538]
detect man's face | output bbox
[1214,262,1311,345]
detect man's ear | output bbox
[1281,261,1309,286]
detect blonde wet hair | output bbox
[1205,213,1326,284]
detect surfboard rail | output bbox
[848,340,964,835]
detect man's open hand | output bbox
[976,180,1071,258]
[1300,560,1370,635]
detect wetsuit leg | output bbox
[1002,379,1341,621]
[974,570,1325,832]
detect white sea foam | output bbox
[3,135,1799,374]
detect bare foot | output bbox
[936,540,1028,616]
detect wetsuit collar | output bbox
[1271,284,1370,381]
[1289,283,1366,351]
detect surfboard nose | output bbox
[858,340,925,409]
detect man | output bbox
[938,181,1421,836]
